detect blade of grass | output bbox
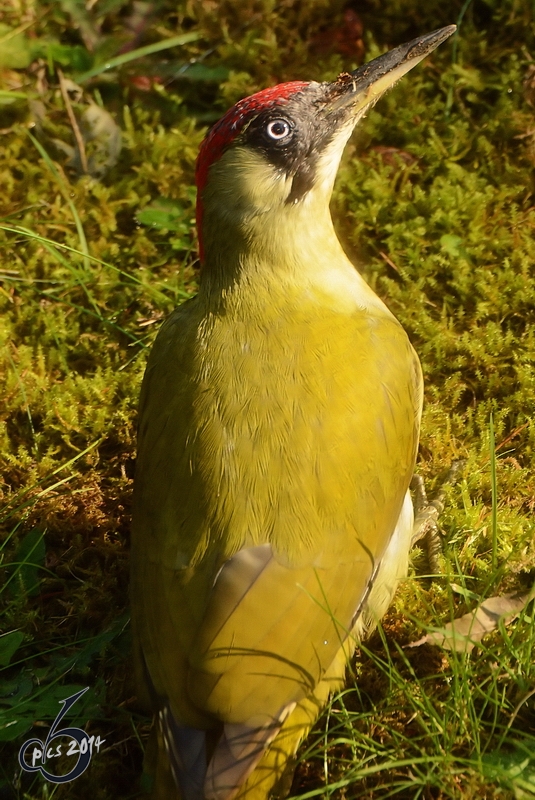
[36,289,149,346]
[34,226,102,316]
[75,32,201,83]
[1,474,78,528]
[288,756,446,799]
[0,90,29,100]
[27,133,90,273]
[0,224,189,303]
[5,346,38,458]
[445,0,475,115]
[0,438,103,526]
[489,412,498,573]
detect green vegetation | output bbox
[0,1,534,798]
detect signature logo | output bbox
[18,688,105,784]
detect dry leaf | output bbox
[408,590,533,653]
[81,103,122,177]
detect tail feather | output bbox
[204,722,278,800]
[159,704,207,800]
[204,705,295,800]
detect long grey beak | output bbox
[329,25,456,114]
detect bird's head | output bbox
[196,25,455,272]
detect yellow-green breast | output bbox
[131,276,422,731]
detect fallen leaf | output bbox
[81,102,122,177]
[408,590,533,652]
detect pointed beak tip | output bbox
[443,23,458,36]
[422,23,458,48]
[328,23,458,113]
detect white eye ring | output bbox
[266,119,291,140]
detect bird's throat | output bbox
[200,196,388,317]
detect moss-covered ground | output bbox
[0,1,534,798]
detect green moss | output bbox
[1,1,534,798]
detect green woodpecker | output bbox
[131,25,455,800]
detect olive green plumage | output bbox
[132,274,421,798]
[131,26,454,800]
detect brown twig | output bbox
[57,68,88,174]
[379,250,400,273]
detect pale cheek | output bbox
[241,169,292,212]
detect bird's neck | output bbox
[198,196,388,316]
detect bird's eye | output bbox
[265,119,291,140]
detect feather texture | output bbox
[131,66,427,799]
[132,258,422,798]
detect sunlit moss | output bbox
[1,0,534,798]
